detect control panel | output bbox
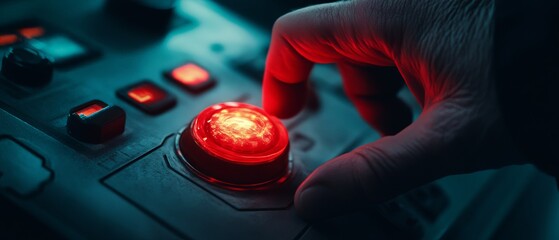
[0,0,538,239]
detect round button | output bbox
[177,102,290,189]
[1,46,53,87]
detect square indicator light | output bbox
[117,81,177,115]
[0,34,19,47]
[165,62,216,93]
[67,100,126,144]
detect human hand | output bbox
[262,0,523,220]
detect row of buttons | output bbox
[67,62,215,143]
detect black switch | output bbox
[67,100,126,144]
[1,46,53,87]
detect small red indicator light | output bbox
[18,27,45,39]
[0,34,18,46]
[172,63,209,86]
[117,81,177,115]
[76,103,106,118]
[166,63,216,93]
[127,84,165,104]
[177,102,290,188]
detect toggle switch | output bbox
[176,102,290,189]
[67,100,126,144]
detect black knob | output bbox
[1,46,53,87]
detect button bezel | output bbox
[175,125,293,190]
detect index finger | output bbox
[262,2,354,118]
[262,1,394,118]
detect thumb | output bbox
[294,101,490,220]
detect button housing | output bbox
[67,100,126,144]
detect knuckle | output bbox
[272,12,293,35]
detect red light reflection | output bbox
[76,103,105,117]
[127,84,166,104]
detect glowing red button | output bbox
[194,102,286,163]
[177,102,290,189]
[166,63,216,93]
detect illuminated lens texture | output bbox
[191,102,288,164]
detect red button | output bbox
[177,102,290,189]
[117,81,177,115]
[166,63,216,93]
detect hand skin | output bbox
[262,0,525,221]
